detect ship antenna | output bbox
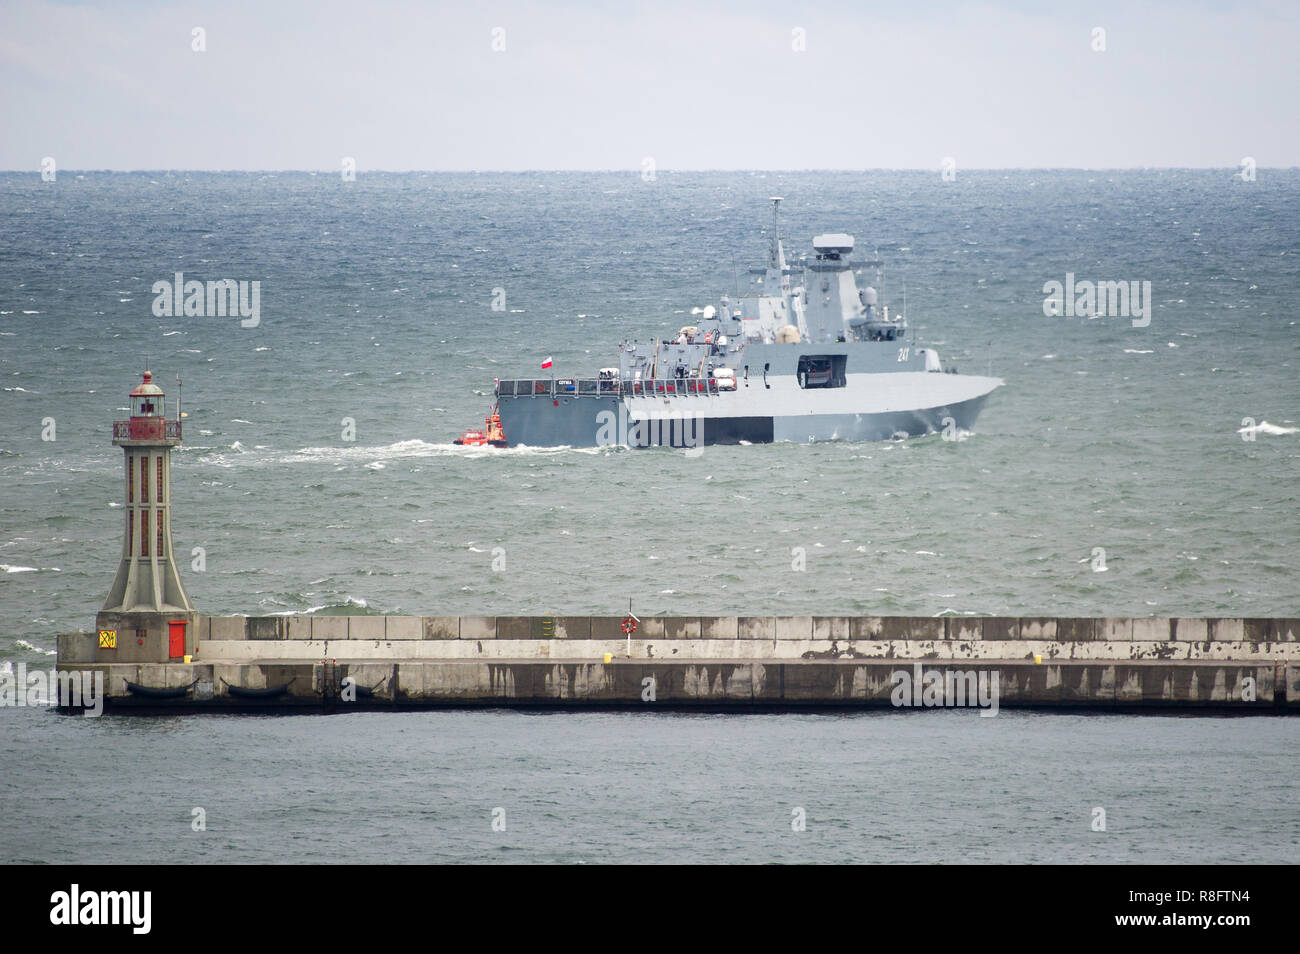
[769,196,783,271]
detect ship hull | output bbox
[496,373,1000,448]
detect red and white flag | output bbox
[541,356,553,369]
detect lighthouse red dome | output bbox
[129,370,164,397]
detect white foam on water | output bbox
[284,439,446,464]
[16,639,55,656]
[1,564,39,573]
[269,605,328,616]
[278,439,603,467]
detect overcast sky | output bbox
[2,0,1296,170]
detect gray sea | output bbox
[1,170,1297,863]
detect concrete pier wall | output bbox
[53,615,1299,712]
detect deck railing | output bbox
[495,378,730,398]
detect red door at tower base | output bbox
[168,620,186,659]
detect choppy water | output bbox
[2,704,1297,864]
[1,171,1297,863]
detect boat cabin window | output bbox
[797,354,847,389]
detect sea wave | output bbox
[15,639,56,656]
[314,596,380,615]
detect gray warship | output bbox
[488,199,1001,448]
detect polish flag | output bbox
[541,357,553,369]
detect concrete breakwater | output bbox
[54,615,1300,712]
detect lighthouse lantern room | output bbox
[97,369,199,663]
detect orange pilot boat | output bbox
[453,404,508,447]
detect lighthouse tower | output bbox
[97,369,198,662]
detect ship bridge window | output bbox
[797,355,847,389]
